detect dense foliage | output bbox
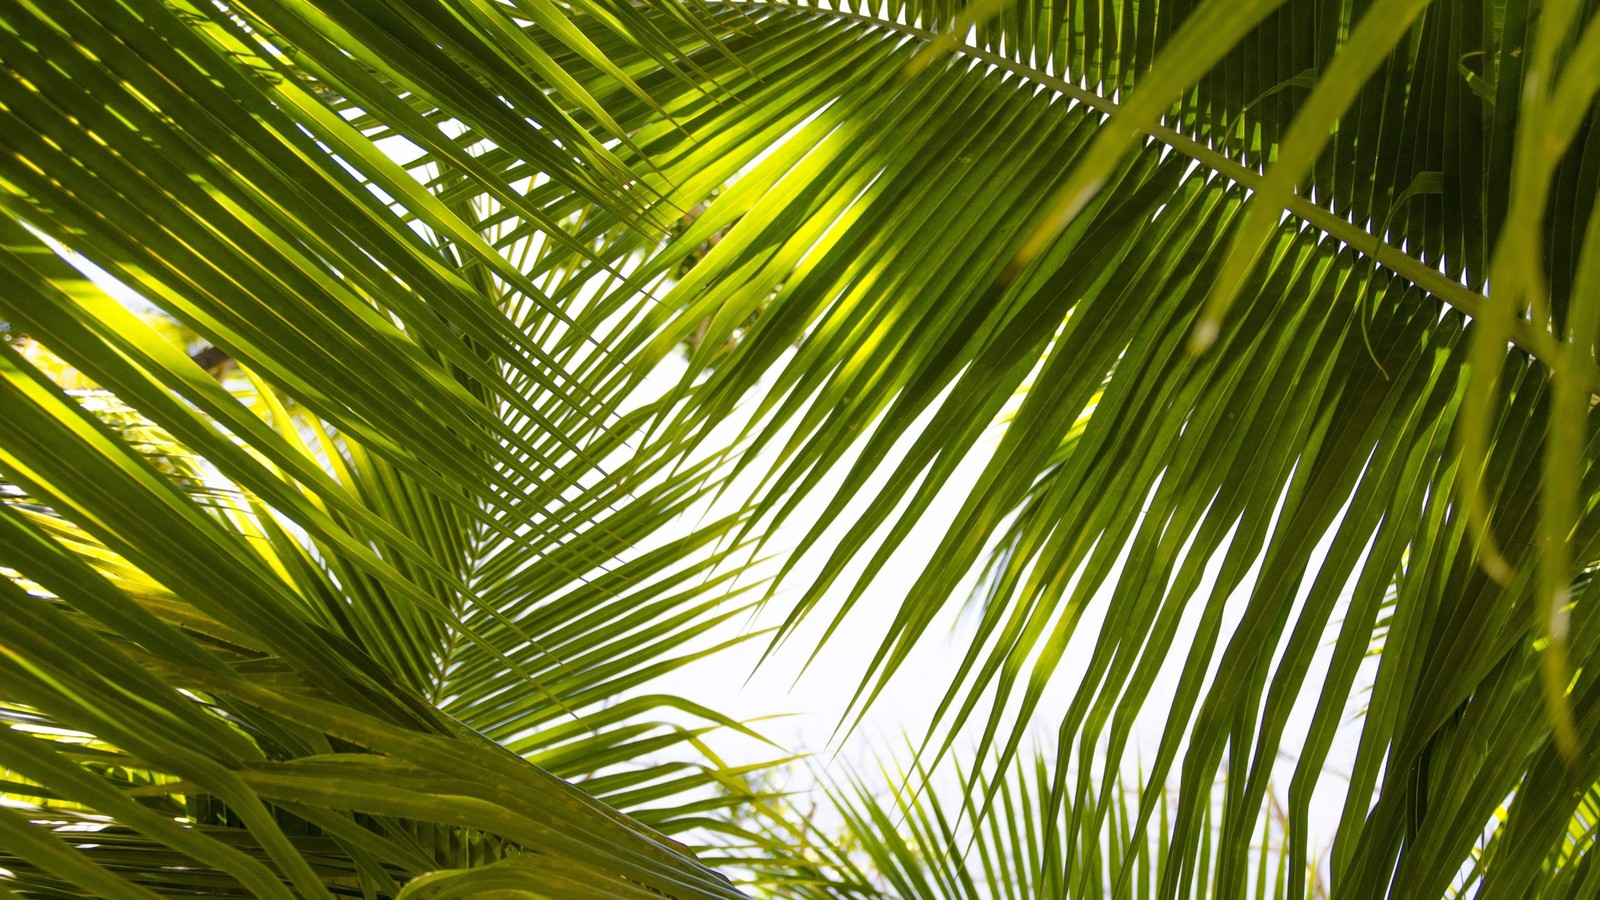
[1,0,1598,897]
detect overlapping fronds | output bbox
[528,1,1600,895]
[4,0,1600,896]
[0,0,787,895]
[735,750,1307,900]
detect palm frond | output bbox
[0,0,793,892]
[4,0,1600,895]
[736,748,1309,900]
[531,2,1600,895]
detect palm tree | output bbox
[0,0,1597,896]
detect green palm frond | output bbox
[0,357,772,896]
[0,1,787,892]
[4,0,1600,896]
[737,749,1308,900]
[539,1,1600,895]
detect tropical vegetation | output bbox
[0,0,1598,896]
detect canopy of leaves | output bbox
[0,0,1597,898]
